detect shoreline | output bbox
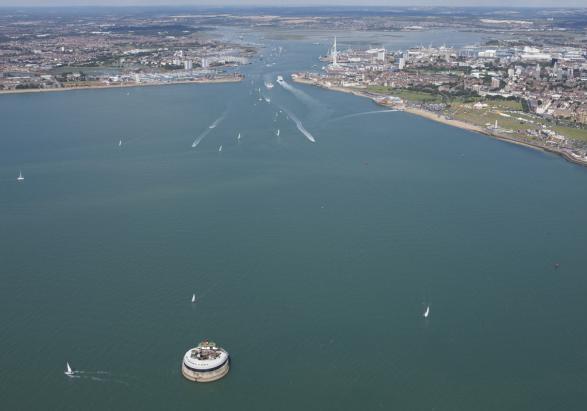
[0,76,243,95]
[292,76,587,168]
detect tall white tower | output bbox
[332,36,338,67]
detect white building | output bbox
[478,50,497,58]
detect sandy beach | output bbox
[292,76,587,168]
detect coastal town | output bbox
[2,7,587,164]
[4,5,587,411]
[0,11,254,91]
[293,36,587,165]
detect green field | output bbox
[366,86,444,103]
[364,86,586,144]
[552,125,587,142]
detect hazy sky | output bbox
[0,0,585,7]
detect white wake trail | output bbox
[68,370,130,385]
[332,109,399,122]
[280,106,316,143]
[277,78,321,108]
[192,112,227,148]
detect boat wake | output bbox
[208,115,225,129]
[276,77,321,108]
[331,109,399,122]
[280,106,316,143]
[192,112,227,148]
[75,370,111,375]
[66,370,130,385]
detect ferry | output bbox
[182,340,230,383]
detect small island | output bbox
[181,340,230,383]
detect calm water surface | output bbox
[1,31,587,411]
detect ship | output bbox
[264,81,274,89]
[182,340,230,383]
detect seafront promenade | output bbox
[292,76,587,168]
[0,75,244,95]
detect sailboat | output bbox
[276,129,280,137]
[118,140,122,147]
[65,362,74,376]
[423,305,430,319]
[237,133,241,142]
[17,170,24,182]
[191,294,196,303]
[218,145,223,152]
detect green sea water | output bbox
[1,31,587,411]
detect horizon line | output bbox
[0,4,585,8]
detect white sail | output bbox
[276,129,280,137]
[65,362,73,376]
[218,145,223,152]
[423,306,430,318]
[191,294,196,303]
[237,133,241,141]
[118,140,122,147]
